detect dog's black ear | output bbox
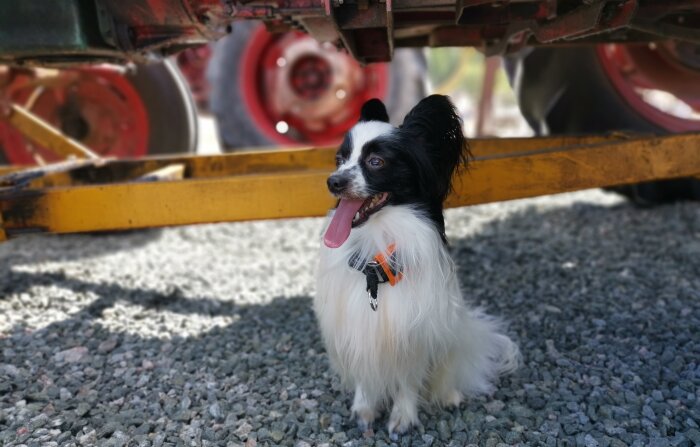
[359,98,389,123]
[400,95,470,202]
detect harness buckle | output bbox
[365,260,383,280]
[348,247,403,312]
[365,260,381,311]
[367,289,378,311]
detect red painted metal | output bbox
[597,43,700,133]
[176,44,212,108]
[239,25,389,145]
[0,68,149,164]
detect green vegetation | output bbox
[426,47,514,99]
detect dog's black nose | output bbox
[327,173,350,194]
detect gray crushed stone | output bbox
[0,189,698,446]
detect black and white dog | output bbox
[315,95,519,437]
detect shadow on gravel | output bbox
[0,270,237,318]
[1,200,699,445]
[0,229,162,272]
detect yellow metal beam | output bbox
[1,132,699,237]
[1,134,628,190]
[447,132,700,207]
[4,103,99,160]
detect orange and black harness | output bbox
[349,244,403,311]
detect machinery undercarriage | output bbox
[1,0,700,64]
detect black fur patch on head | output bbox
[355,95,469,242]
[359,99,389,123]
[399,94,470,204]
[337,133,352,165]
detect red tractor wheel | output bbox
[505,42,700,204]
[207,22,425,149]
[596,42,700,133]
[0,60,197,165]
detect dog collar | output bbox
[348,244,403,311]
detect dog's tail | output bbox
[455,310,521,396]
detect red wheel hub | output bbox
[290,55,333,100]
[597,42,700,133]
[240,26,389,145]
[0,67,149,165]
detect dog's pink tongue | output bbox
[324,198,364,248]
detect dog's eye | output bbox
[335,156,344,167]
[366,157,384,168]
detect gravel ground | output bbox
[1,189,699,447]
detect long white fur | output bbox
[315,205,520,432]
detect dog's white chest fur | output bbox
[315,205,518,409]
[316,206,454,393]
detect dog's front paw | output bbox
[353,407,376,433]
[440,389,463,408]
[352,386,377,434]
[387,404,419,440]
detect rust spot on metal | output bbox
[1,188,45,230]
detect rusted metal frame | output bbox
[0,134,628,190]
[530,5,604,42]
[554,0,637,42]
[0,147,337,190]
[424,24,657,49]
[2,132,699,238]
[454,0,552,19]
[393,11,454,28]
[392,0,456,10]
[332,0,395,62]
[0,159,107,191]
[528,1,636,44]
[95,0,230,52]
[448,0,638,53]
[325,2,363,62]
[232,0,327,19]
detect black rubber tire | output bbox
[125,60,198,155]
[0,60,196,165]
[207,22,426,150]
[504,46,700,205]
